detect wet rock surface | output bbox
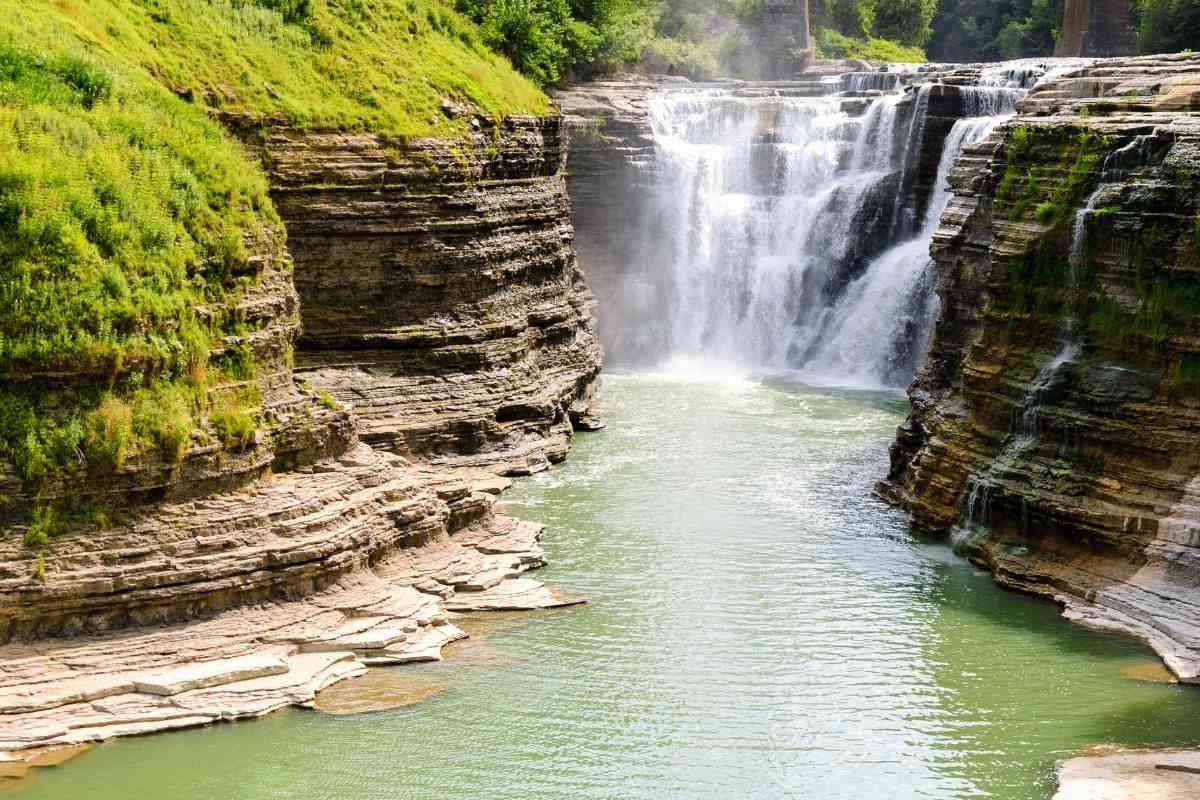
[879,53,1200,680]
[1054,749,1200,799]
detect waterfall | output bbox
[644,90,902,370]
[804,115,1006,386]
[625,81,1015,387]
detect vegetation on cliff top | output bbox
[8,0,547,137]
[0,36,275,497]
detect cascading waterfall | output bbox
[639,84,1018,387]
[806,113,1006,386]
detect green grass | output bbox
[7,0,548,138]
[210,386,260,449]
[0,36,277,493]
[0,41,269,379]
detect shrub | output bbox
[814,27,926,62]
[85,396,134,472]
[132,383,198,463]
[24,505,57,549]
[210,387,260,449]
[1035,201,1060,224]
[317,389,340,410]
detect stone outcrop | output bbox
[0,456,579,751]
[1054,749,1200,799]
[879,53,1200,680]
[256,116,603,477]
[1,109,601,756]
[1055,0,1137,58]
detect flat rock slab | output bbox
[1055,750,1200,800]
[132,651,290,696]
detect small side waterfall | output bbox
[632,83,1016,387]
[951,126,1174,544]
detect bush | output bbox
[85,396,134,472]
[132,383,198,463]
[317,389,340,410]
[1134,0,1200,54]
[24,505,57,549]
[814,27,926,62]
[210,388,260,449]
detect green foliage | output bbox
[131,382,198,463]
[0,41,269,379]
[808,0,933,61]
[928,0,1063,62]
[244,0,314,24]
[1132,0,1200,55]
[814,27,927,62]
[456,0,653,82]
[1035,200,1060,224]
[317,389,340,410]
[84,396,134,472]
[5,0,546,137]
[23,505,57,549]
[210,387,261,449]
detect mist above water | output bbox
[608,81,1020,388]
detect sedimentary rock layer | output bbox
[0,448,581,751]
[256,116,603,476]
[1,109,599,756]
[879,53,1200,679]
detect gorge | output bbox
[6,2,1200,797]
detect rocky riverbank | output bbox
[878,52,1200,682]
[0,110,599,756]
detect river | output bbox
[17,372,1200,799]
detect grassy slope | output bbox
[6,0,547,137]
[0,1,547,507]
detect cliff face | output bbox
[879,53,1200,680]
[260,115,602,477]
[0,111,600,752]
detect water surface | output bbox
[17,373,1200,799]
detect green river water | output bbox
[16,373,1200,799]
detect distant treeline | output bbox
[460,0,1200,83]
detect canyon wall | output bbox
[0,114,600,751]
[256,115,602,477]
[879,53,1200,680]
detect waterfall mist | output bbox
[598,80,1020,389]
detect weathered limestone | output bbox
[0,457,580,751]
[1054,749,1200,799]
[879,53,1200,679]
[254,117,603,477]
[1,108,600,757]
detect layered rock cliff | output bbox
[256,115,603,477]
[2,115,601,754]
[879,52,1200,680]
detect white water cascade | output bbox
[639,84,1017,387]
